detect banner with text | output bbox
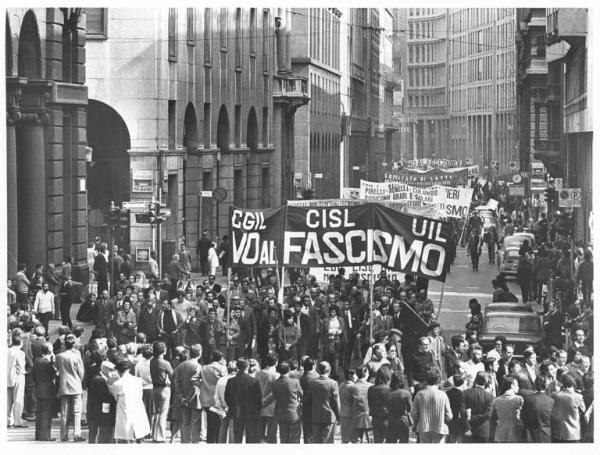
[230,204,453,282]
[384,167,469,187]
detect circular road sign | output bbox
[212,186,228,202]
[512,174,522,184]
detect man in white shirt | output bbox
[214,360,237,443]
[148,251,160,283]
[34,282,55,334]
[462,344,485,388]
[7,330,27,428]
[523,350,538,386]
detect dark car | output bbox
[479,311,542,358]
[484,302,533,314]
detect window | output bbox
[168,8,177,61]
[203,103,211,148]
[84,8,107,38]
[204,9,211,63]
[235,9,241,68]
[235,105,241,148]
[263,9,269,72]
[261,167,271,208]
[249,8,256,55]
[220,8,228,50]
[234,169,244,207]
[187,8,194,45]
[168,100,176,149]
[262,107,269,147]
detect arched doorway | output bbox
[87,99,131,250]
[180,103,198,241]
[183,102,199,149]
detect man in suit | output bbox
[340,299,360,368]
[372,304,393,342]
[31,342,57,440]
[300,357,319,443]
[55,334,85,442]
[523,350,539,388]
[446,372,467,443]
[550,373,586,442]
[303,361,340,443]
[463,371,494,443]
[496,344,514,386]
[86,352,116,443]
[200,350,227,443]
[521,376,554,442]
[339,368,356,443]
[445,335,466,379]
[157,299,183,360]
[256,353,279,443]
[173,344,203,443]
[262,361,303,443]
[224,358,263,443]
[294,298,320,359]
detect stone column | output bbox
[7,113,19,275]
[16,113,48,271]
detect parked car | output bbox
[479,311,543,357]
[484,302,533,314]
[499,233,537,278]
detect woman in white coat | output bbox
[207,242,220,276]
[110,360,150,443]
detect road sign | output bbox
[558,188,582,208]
[554,178,563,191]
[160,208,172,218]
[212,186,227,202]
[122,201,152,212]
[200,190,213,197]
[511,174,522,184]
[509,185,526,197]
[135,213,153,224]
[509,161,519,171]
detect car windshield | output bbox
[507,250,520,258]
[484,316,539,334]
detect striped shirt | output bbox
[411,385,453,435]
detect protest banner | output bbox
[341,187,360,199]
[436,186,474,219]
[384,167,469,187]
[309,264,403,284]
[230,203,453,282]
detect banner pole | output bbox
[226,267,231,349]
[369,268,374,342]
[437,282,445,319]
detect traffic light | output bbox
[302,188,315,200]
[542,189,549,203]
[117,208,130,229]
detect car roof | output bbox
[485,303,531,311]
[484,311,539,318]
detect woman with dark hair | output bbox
[386,372,412,443]
[280,309,300,361]
[76,293,97,323]
[368,364,392,443]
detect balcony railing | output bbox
[273,75,310,110]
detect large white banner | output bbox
[360,180,473,219]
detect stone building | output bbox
[6,8,88,280]
[84,8,304,271]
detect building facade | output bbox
[6,8,89,280]
[448,8,517,174]
[544,8,592,242]
[85,8,303,271]
[290,8,342,199]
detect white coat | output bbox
[110,371,150,440]
[208,247,220,275]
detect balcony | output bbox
[547,8,588,46]
[273,75,310,111]
[384,73,403,89]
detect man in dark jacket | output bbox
[138,299,161,342]
[407,337,435,391]
[197,231,212,277]
[299,357,319,443]
[521,376,554,442]
[303,361,340,443]
[86,352,116,443]
[463,371,494,442]
[224,358,263,443]
[93,246,109,296]
[31,342,58,441]
[446,372,467,443]
[262,361,303,443]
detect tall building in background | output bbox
[6,8,88,281]
[405,8,449,161]
[391,8,410,163]
[448,8,517,174]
